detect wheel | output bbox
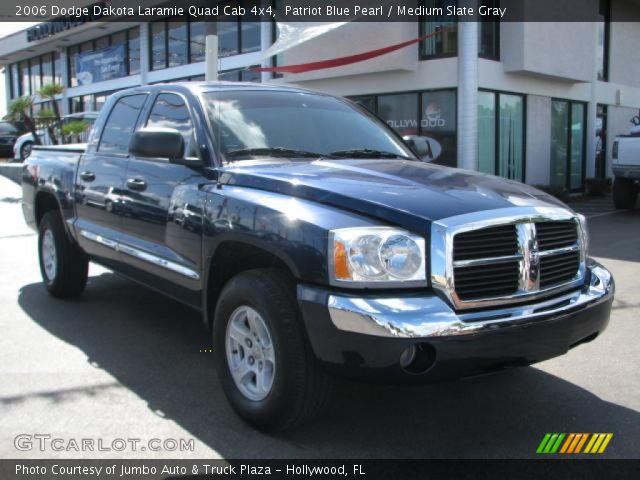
[214,269,332,432]
[613,177,638,210]
[20,141,33,161]
[38,211,89,298]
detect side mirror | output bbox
[403,135,436,162]
[129,127,184,160]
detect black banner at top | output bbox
[1,0,630,23]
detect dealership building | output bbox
[1,0,640,191]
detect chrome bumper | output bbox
[328,263,613,339]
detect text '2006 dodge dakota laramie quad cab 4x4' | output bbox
[22,83,614,432]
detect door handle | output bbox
[80,171,95,182]
[126,178,147,191]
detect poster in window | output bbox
[420,90,457,167]
[76,45,126,85]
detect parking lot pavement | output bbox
[1,175,638,459]
[567,195,621,219]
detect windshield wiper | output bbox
[226,147,332,159]
[329,148,413,160]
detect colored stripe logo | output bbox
[537,433,613,454]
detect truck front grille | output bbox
[445,217,584,307]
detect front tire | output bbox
[20,141,33,161]
[613,177,638,210]
[38,211,89,298]
[214,269,331,432]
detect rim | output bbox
[22,143,32,159]
[41,229,57,281]
[225,305,276,401]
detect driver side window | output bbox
[145,93,197,159]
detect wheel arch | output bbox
[203,238,301,330]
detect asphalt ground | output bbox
[0,176,638,459]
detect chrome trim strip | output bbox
[79,230,200,280]
[538,245,581,257]
[452,254,523,268]
[431,206,586,310]
[328,263,613,338]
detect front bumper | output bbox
[298,261,614,381]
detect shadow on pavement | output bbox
[17,273,640,459]
[588,210,640,264]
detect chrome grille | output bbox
[453,225,520,300]
[536,221,578,250]
[453,225,518,261]
[431,208,586,310]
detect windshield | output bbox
[202,90,415,162]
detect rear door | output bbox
[74,93,148,265]
[118,92,205,303]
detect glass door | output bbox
[550,100,586,191]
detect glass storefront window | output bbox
[478,91,496,175]
[41,53,53,86]
[168,20,189,67]
[30,58,41,94]
[10,64,20,98]
[551,100,586,191]
[420,90,457,167]
[128,28,141,75]
[377,93,419,137]
[190,22,206,63]
[421,0,458,58]
[351,96,376,114]
[498,94,524,180]
[19,61,29,96]
[596,0,610,81]
[54,52,62,85]
[478,91,525,182]
[218,1,240,58]
[479,0,500,59]
[151,21,167,70]
[550,101,569,188]
[570,104,586,190]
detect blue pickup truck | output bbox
[22,83,614,432]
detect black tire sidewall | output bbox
[38,211,88,298]
[213,271,309,431]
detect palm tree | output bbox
[38,83,64,144]
[7,96,40,145]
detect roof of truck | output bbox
[118,81,330,97]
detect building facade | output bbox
[1,0,640,190]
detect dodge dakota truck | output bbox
[22,83,614,432]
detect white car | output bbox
[13,112,98,161]
[612,132,640,209]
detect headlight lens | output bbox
[577,213,589,256]
[330,227,427,285]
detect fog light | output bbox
[399,345,417,368]
[399,343,436,375]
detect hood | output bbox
[219,159,569,231]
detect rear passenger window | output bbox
[98,94,147,154]
[146,93,197,158]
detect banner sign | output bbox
[75,45,126,85]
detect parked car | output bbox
[13,112,98,161]
[22,83,614,432]
[0,121,21,159]
[612,133,640,209]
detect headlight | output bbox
[577,213,589,256]
[330,227,427,286]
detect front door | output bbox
[118,92,206,303]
